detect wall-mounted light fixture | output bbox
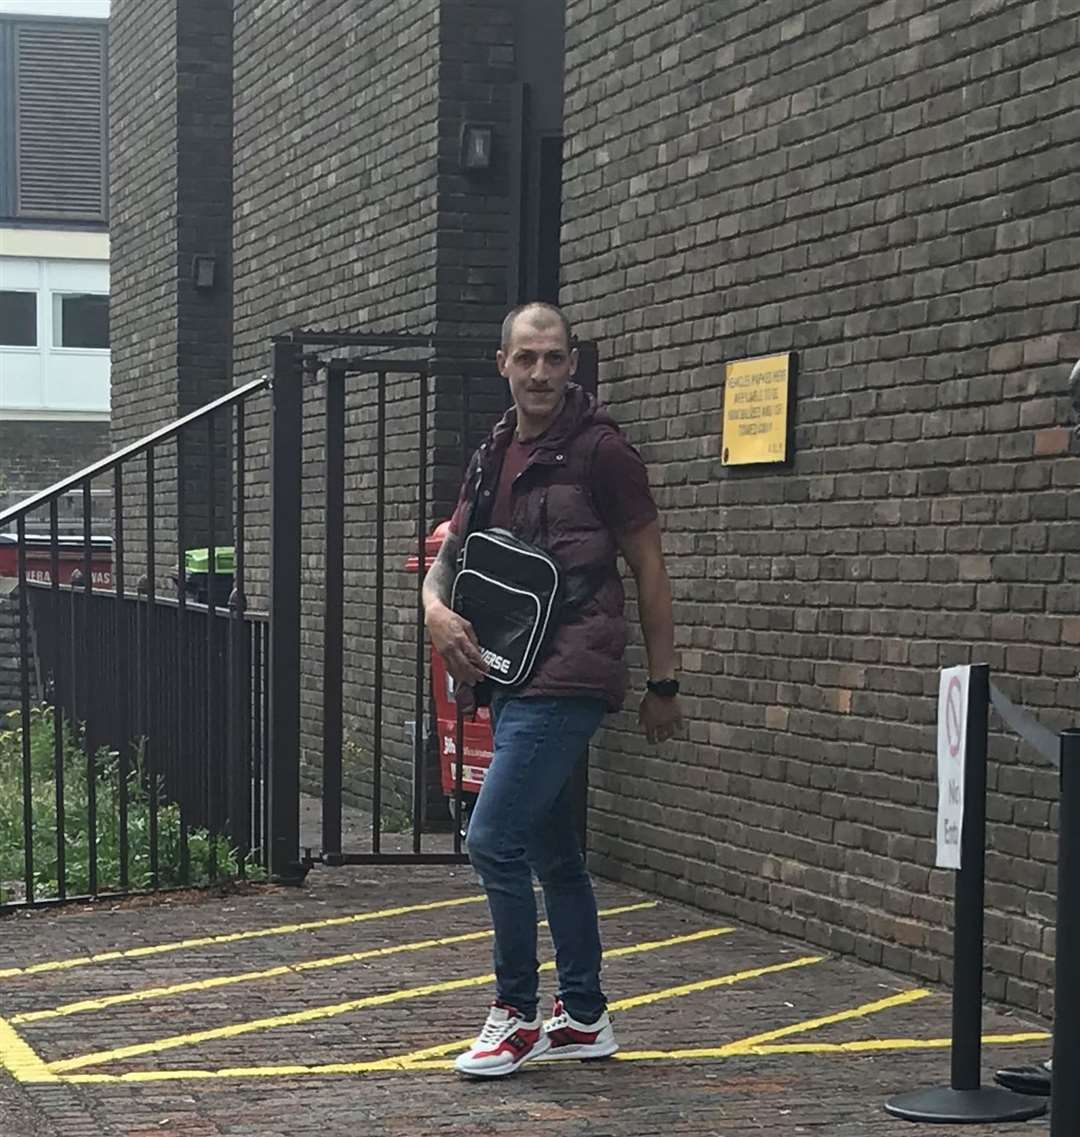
[460,123,493,173]
[192,254,216,291]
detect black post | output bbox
[886,664,1046,1124]
[1051,731,1080,1137]
[413,369,428,853]
[114,465,129,890]
[16,515,34,903]
[49,500,65,900]
[951,662,989,1091]
[230,400,251,876]
[321,360,346,865]
[372,370,386,853]
[268,341,306,884]
[145,449,159,889]
[452,373,468,852]
[176,432,190,884]
[206,414,218,881]
[81,483,97,896]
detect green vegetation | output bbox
[0,706,262,903]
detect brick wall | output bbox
[562,0,1080,1015]
[109,0,178,451]
[176,0,235,550]
[109,0,178,579]
[430,1,520,521]
[0,420,112,532]
[109,0,520,819]
[0,421,111,498]
[437,0,517,334]
[110,0,233,587]
[233,0,444,809]
[232,0,528,814]
[0,585,20,714]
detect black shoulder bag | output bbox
[450,438,603,694]
[450,527,562,688]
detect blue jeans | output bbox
[466,694,607,1023]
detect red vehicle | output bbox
[405,521,494,810]
[0,533,113,589]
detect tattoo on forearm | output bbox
[422,532,461,607]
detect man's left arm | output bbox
[616,520,684,744]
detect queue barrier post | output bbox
[1049,731,1080,1137]
[885,665,1047,1125]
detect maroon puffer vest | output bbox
[460,384,628,711]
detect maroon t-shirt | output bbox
[490,436,534,530]
[449,431,656,538]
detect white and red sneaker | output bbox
[454,1001,550,1077]
[537,998,618,1060]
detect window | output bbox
[53,293,108,349]
[0,19,108,223]
[0,290,36,346]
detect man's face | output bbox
[496,316,578,426]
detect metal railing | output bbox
[264,331,597,877]
[0,379,270,908]
[2,328,598,905]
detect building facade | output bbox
[0,0,112,523]
[560,0,1079,1016]
[110,0,1080,1018]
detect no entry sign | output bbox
[936,665,970,869]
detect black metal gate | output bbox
[265,331,597,879]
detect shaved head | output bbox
[500,302,572,353]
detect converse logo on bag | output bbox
[480,648,512,675]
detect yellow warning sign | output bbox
[722,353,793,465]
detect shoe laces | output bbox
[477,1005,520,1046]
[547,1000,604,1031]
[546,1005,571,1030]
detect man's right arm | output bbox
[422,532,488,684]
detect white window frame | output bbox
[0,255,109,418]
[50,290,108,353]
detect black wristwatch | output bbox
[646,678,680,698]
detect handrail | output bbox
[274,328,496,348]
[276,326,586,353]
[0,378,269,526]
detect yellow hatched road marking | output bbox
[0,894,491,981]
[730,1032,1052,1056]
[608,954,825,1013]
[399,1030,1054,1067]
[390,982,1031,1068]
[0,1016,57,1083]
[722,987,933,1051]
[51,1031,1052,1083]
[380,953,826,1067]
[47,926,735,1072]
[13,901,657,1025]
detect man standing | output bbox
[422,302,682,1078]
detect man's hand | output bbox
[425,600,488,685]
[638,691,683,744]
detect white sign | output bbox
[936,665,970,869]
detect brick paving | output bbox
[0,863,1054,1137]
